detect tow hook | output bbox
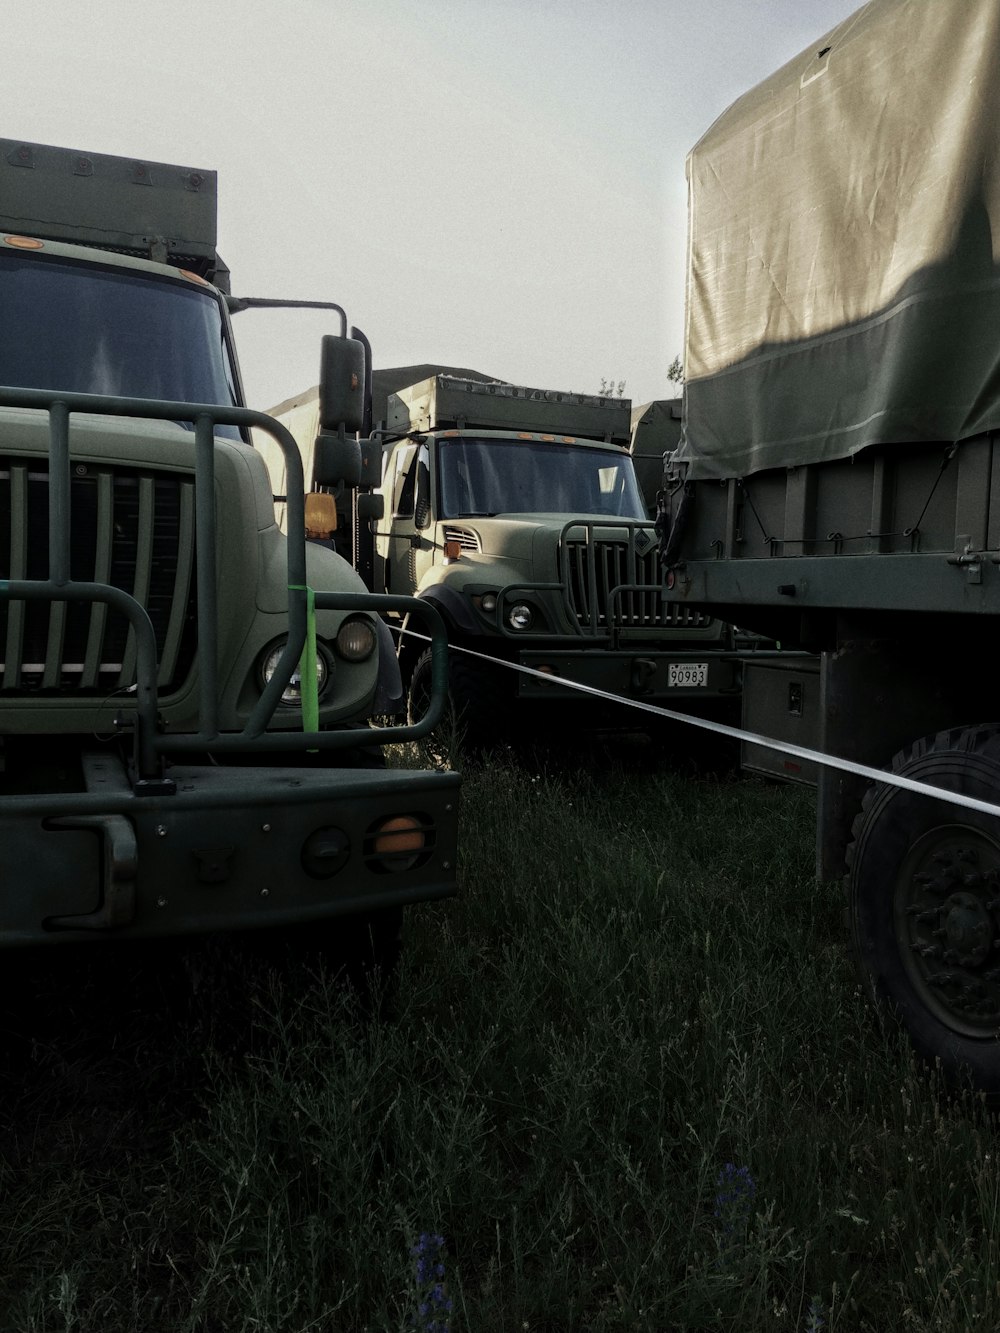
[631,657,658,694]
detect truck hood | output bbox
[437,514,655,591]
[442,513,645,562]
[0,404,276,531]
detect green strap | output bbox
[289,583,319,734]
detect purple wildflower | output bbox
[409,1231,452,1332]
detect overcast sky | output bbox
[4,0,863,412]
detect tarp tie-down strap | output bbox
[288,583,319,736]
[390,625,1000,821]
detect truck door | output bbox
[376,442,434,596]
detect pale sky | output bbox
[3,0,863,411]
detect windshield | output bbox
[0,249,242,439]
[437,436,647,519]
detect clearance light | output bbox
[443,539,462,562]
[4,235,44,250]
[177,268,211,285]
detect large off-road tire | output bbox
[846,723,1000,1100]
[407,647,511,753]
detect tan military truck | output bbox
[270,370,736,745]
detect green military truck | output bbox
[269,370,737,743]
[0,139,458,959]
[658,0,1000,1095]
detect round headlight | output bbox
[261,641,328,705]
[508,602,534,630]
[335,617,377,662]
[481,592,498,613]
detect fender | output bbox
[412,584,482,638]
[372,617,405,714]
[396,585,484,682]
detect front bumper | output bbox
[0,760,460,946]
[514,647,739,702]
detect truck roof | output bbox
[678,0,1000,479]
[266,363,501,430]
[0,139,227,289]
[389,374,632,444]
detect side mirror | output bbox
[359,437,384,488]
[314,433,362,487]
[319,334,367,433]
[358,493,384,522]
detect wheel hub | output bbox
[897,829,1000,1035]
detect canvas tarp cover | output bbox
[678,0,1000,480]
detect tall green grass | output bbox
[0,744,997,1331]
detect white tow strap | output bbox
[394,626,1000,821]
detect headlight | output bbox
[480,592,498,613]
[508,602,534,630]
[336,617,377,662]
[260,641,329,705]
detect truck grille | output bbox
[563,537,714,631]
[0,459,198,694]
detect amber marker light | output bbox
[178,267,211,285]
[4,235,44,249]
[371,816,427,874]
[443,539,462,561]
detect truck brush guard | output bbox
[0,386,450,798]
[495,519,714,644]
[561,520,714,633]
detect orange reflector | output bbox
[178,267,210,285]
[305,491,338,537]
[373,816,425,855]
[443,540,462,560]
[4,235,44,249]
[517,432,533,439]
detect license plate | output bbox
[669,662,708,688]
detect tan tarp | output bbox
[678,0,1000,479]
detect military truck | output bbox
[658,0,1000,1095]
[268,370,737,743]
[0,139,458,960]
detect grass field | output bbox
[0,737,997,1331]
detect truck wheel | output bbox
[846,723,1000,1099]
[407,648,509,752]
